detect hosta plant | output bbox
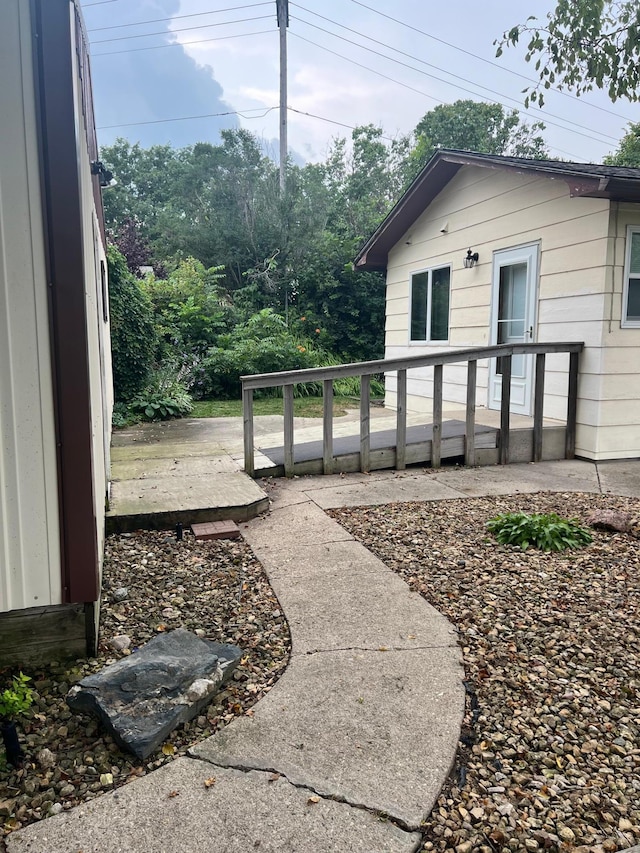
[486,511,592,552]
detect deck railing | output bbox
[241,342,584,477]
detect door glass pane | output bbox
[410,272,428,340]
[628,278,640,321]
[497,262,528,375]
[430,267,450,341]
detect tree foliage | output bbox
[107,245,157,403]
[408,100,548,179]
[497,1,640,105]
[604,123,640,167]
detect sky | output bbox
[83,0,639,165]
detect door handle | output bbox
[528,326,533,339]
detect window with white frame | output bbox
[623,226,640,327]
[410,266,451,342]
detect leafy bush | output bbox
[141,257,233,362]
[0,673,33,720]
[486,511,592,552]
[199,309,322,399]
[107,245,157,402]
[129,364,193,421]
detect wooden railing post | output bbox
[323,378,334,474]
[566,350,579,459]
[533,353,545,462]
[396,369,407,470]
[283,384,294,477]
[465,360,477,467]
[242,386,255,476]
[360,374,370,473]
[432,364,443,468]
[499,356,512,465]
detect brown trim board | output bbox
[31,0,99,603]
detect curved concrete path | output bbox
[9,459,640,853]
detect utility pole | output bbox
[276,0,288,193]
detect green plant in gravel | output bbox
[486,511,592,551]
[0,673,33,721]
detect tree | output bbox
[605,123,640,167]
[107,245,157,403]
[497,2,640,105]
[407,100,548,179]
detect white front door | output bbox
[488,243,539,416]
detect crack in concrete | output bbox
[184,751,422,837]
[298,643,457,656]
[595,462,603,493]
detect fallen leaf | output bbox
[204,777,216,788]
[268,773,280,782]
[307,795,320,804]
[162,743,176,756]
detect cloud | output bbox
[84,0,238,149]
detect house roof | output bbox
[355,149,640,271]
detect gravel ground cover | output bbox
[0,530,290,841]
[329,491,640,853]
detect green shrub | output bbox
[129,364,193,421]
[107,245,157,402]
[486,511,592,552]
[0,673,33,720]
[199,309,322,399]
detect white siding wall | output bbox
[70,15,113,591]
[0,1,61,611]
[384,165,615,459]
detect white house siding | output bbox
[71,29,113,597]
[0,0,61,612]
[589,202,640,459]
[384,164,613,459]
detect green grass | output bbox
[190,396,377,419]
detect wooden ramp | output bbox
[255,419,498,478]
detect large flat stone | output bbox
[192,647,464,830]
[67,629,241,759]
[5,759,421,853]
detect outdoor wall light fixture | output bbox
[91,160,116,188]
[463,249,479,269]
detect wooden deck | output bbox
[242,342,583,478]
[255,419,497,477]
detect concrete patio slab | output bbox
[107,472,269,533]
[192,646,464,831]
[305,470,465,509]
[5,760,421,853]
[597,459,640,496]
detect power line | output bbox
[91,29,271,57]
[291,12,621,146]
[291,23,617,149]
[348,0,636,125]
[84,0,121,6]
[97,106,278,130]
[90,14,272,44]
[288,106,394,140]
[87,3,271,33]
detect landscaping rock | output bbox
[66,629,242,759]
[586,508,635,533]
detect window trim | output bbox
[408,264,452,344]
[622,225,640,328]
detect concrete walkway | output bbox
[8,459,640,852]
